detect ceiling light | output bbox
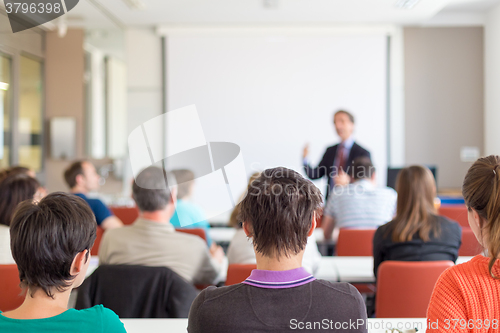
[0,82,9,91]
[395,0,421,10]
[122,0,146,10]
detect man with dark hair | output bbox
[188,167,367,333]
[64,160,123,230]
[303,109,371,200]
[1,192,125,332]
[322,157,397,240]
[99,166,224,285]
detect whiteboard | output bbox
[166,33,387,218]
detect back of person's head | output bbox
[0,173,40,227]
[9,192,96,297]
[171,169,195,200]
[64,160,85,188]
[132,166,176,212]
[334,110,355,124]
[390,165,438,242]
[238,167,322,258]
[0,166,34,182]
[228,172,262,228]
[350,157,375,181]
[462,155,500,277]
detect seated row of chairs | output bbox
[225,261,453,318]
[336,227,481,257]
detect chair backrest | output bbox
[226,264,257,286]
[176,228,207,243]
[376,260,453,318]
[336,229,376,256]
[459,227,482,256]
[0,264,25,312]
[439,205,469,227]
[90,226,104,256]
[75,265,198,318]
[109,206,139,225]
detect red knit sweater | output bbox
[427,255,500,332]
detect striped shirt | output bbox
[323,180,397,229]
[243,267,315,289]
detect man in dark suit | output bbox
[303,110,371,201]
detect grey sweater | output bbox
[188,280,368,332]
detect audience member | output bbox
[427,155,500,328]
[322,157,397,240]
[0,192,126,333]
[188,167,367,333]
[64,160,123,230]
[169,169,213,246]
[0,173,43,264]
[227,172,322,274]
[99,166,225,285]
[372,165,461,277]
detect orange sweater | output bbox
[427,255,500,332]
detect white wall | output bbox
[485,4,500,156]
[166,31,388,212]
[124,28,164,195]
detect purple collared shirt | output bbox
[243,267,315,289]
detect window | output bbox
[19,55,43,172]
[0,54,12,169]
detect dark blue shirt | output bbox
[74,193,113,226]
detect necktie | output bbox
[336,143,346,172]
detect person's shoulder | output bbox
[174,230,209,248]
[377,186,397,196]
[72,305,123,324]
[313,281,365,305]
[194,284,246,307]
[436,216,462,232]
[352,142,370,154]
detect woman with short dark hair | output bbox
[0,192,126,333]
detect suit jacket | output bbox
[303,142,370,201]
[75,265,198,318]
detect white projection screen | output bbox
[165,32,388,220]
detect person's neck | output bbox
[70,185,88,194]
[140,210,171,223]
[2,288,71,319]
[255,251,304,271]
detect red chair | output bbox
[376,260,453,318]
[336,229,376,256]
[226,264,256,286]
[459,227,482,256]
[0,265,25,311]
[336,229,377,294]
[109,206,139,225]
[176,228,207,243]
[91,226,104,256]
[439,205,469,228]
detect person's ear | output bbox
[242,222,253,238]
[308,215,317,237]
[470,208,482,230]
[70,249,88,276]
[75,174,85,186]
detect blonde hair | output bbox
[390,165,438,242]
[228,172,261,228]
[462,155,500,278]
